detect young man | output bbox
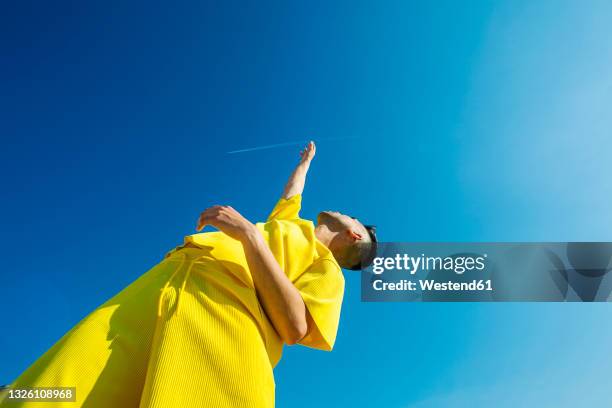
[2,141,377,408]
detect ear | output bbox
[346,228,363,242]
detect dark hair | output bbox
[346,224,378,271]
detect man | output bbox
[2,141,377,408]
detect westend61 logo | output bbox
[371,253,487,275]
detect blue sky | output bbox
[2,1,612,406]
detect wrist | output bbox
[298,160,311,171]
[240,223,262,245]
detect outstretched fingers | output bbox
[299,140,316,163]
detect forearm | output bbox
[282,162,310,199]
[240,226,308,344]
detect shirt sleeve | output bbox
[267,193,302,221]
[294,257,345,351]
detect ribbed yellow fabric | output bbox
[2,194,345,407]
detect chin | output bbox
[316,212,325,225]
[317,211,336,225]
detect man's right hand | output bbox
[282,140,315,199]
[299,141,316,165]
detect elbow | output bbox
[283,321,308,345]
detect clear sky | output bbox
[2,1,612,406]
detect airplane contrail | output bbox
[227,136,358,154]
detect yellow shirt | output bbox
[168,193,345,361]
[154,193,345,406]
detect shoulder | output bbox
[267,194,303,221]
[307,255,345,284]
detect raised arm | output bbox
[282,141,315,199]
[193,141,318,344]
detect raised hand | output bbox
[299,141,316,164]
[281,141,315,199]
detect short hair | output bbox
[346,224,378,271]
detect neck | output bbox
[314,225,334,247]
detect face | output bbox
[317,210,370,247]
[317,210,370,267]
